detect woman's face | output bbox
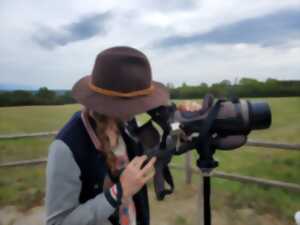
[90,111,120,132]
[118,114,134,123]
[106,117,120,135]
[88,111,140,149]
[104,118,120,148]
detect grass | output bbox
[0,165,45,210]
[0,104,80,134]
[248,97,300,143]
[0,97,299,224]
[0,138,52,163]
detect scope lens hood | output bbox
[248,101,272,130]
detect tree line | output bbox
[168,78,300,99]
[0,87,74,107]
[0,78,299,106]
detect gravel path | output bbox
[0,190,292,225]
[0,206,44,225]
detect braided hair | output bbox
[90,110,121,176]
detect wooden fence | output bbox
[1,155,299,193]
[172,153,300,193]
[0,131,299,192]
[1,131,300,151]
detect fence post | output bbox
[197,173,204,225]
[185,151,192,185]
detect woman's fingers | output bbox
[140,157,156,175]
[191,101,202,111]
[142,169,155,183]
[129,155,156,183]
[131,155,148,169]
[177,101,202,112]
[130,155,145,165]
[120,155,155,200]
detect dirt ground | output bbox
[0,185,291,225]
[0,204,288,225]
[148,185,289,225]
[0,205,44,225]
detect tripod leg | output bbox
[198,177,204,225]
[203,176,211,225]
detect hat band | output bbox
[89,81,154,98]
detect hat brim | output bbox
[72,75,170,120]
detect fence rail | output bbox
[0,158,47,168]
[1,131,299,151]
[170,164,300,193]
[1,156,299,193]
[0,131,57,139]
[246,139,300,151]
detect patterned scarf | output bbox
[81,110,136,225]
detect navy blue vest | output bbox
[56,111,150,225]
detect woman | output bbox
[45,46,200,225]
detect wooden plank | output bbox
[0,158,47,168]
[1,159,300,192]
[169,164,300,193]
[212,170,300,193]
[0,131,57,139]
[185,151,192,185]
[0,131,299,151]
[246,139,300,151]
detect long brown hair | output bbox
[90,110,120,176]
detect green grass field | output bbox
[0,97,299,224]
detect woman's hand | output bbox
[176,101,202,141]
[177,100,202,112]
[120,155,156,203]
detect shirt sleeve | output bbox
[45,139,116,225]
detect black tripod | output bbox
[175,104,247,224]
[151,98,233,225]
[176,130,219,225]
[195,135,219,225]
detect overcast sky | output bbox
[0,0,300,89]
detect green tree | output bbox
[35,87,57,104]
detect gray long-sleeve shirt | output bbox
[46,139,115,225]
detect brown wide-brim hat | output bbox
[72,46,170,120]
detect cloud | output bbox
[142,0,196,11]
[158,9,300,48]
[32,11,112,50]
[1,0,300,89]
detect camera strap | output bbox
[156,121,175,200]
[125,118,175,200]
